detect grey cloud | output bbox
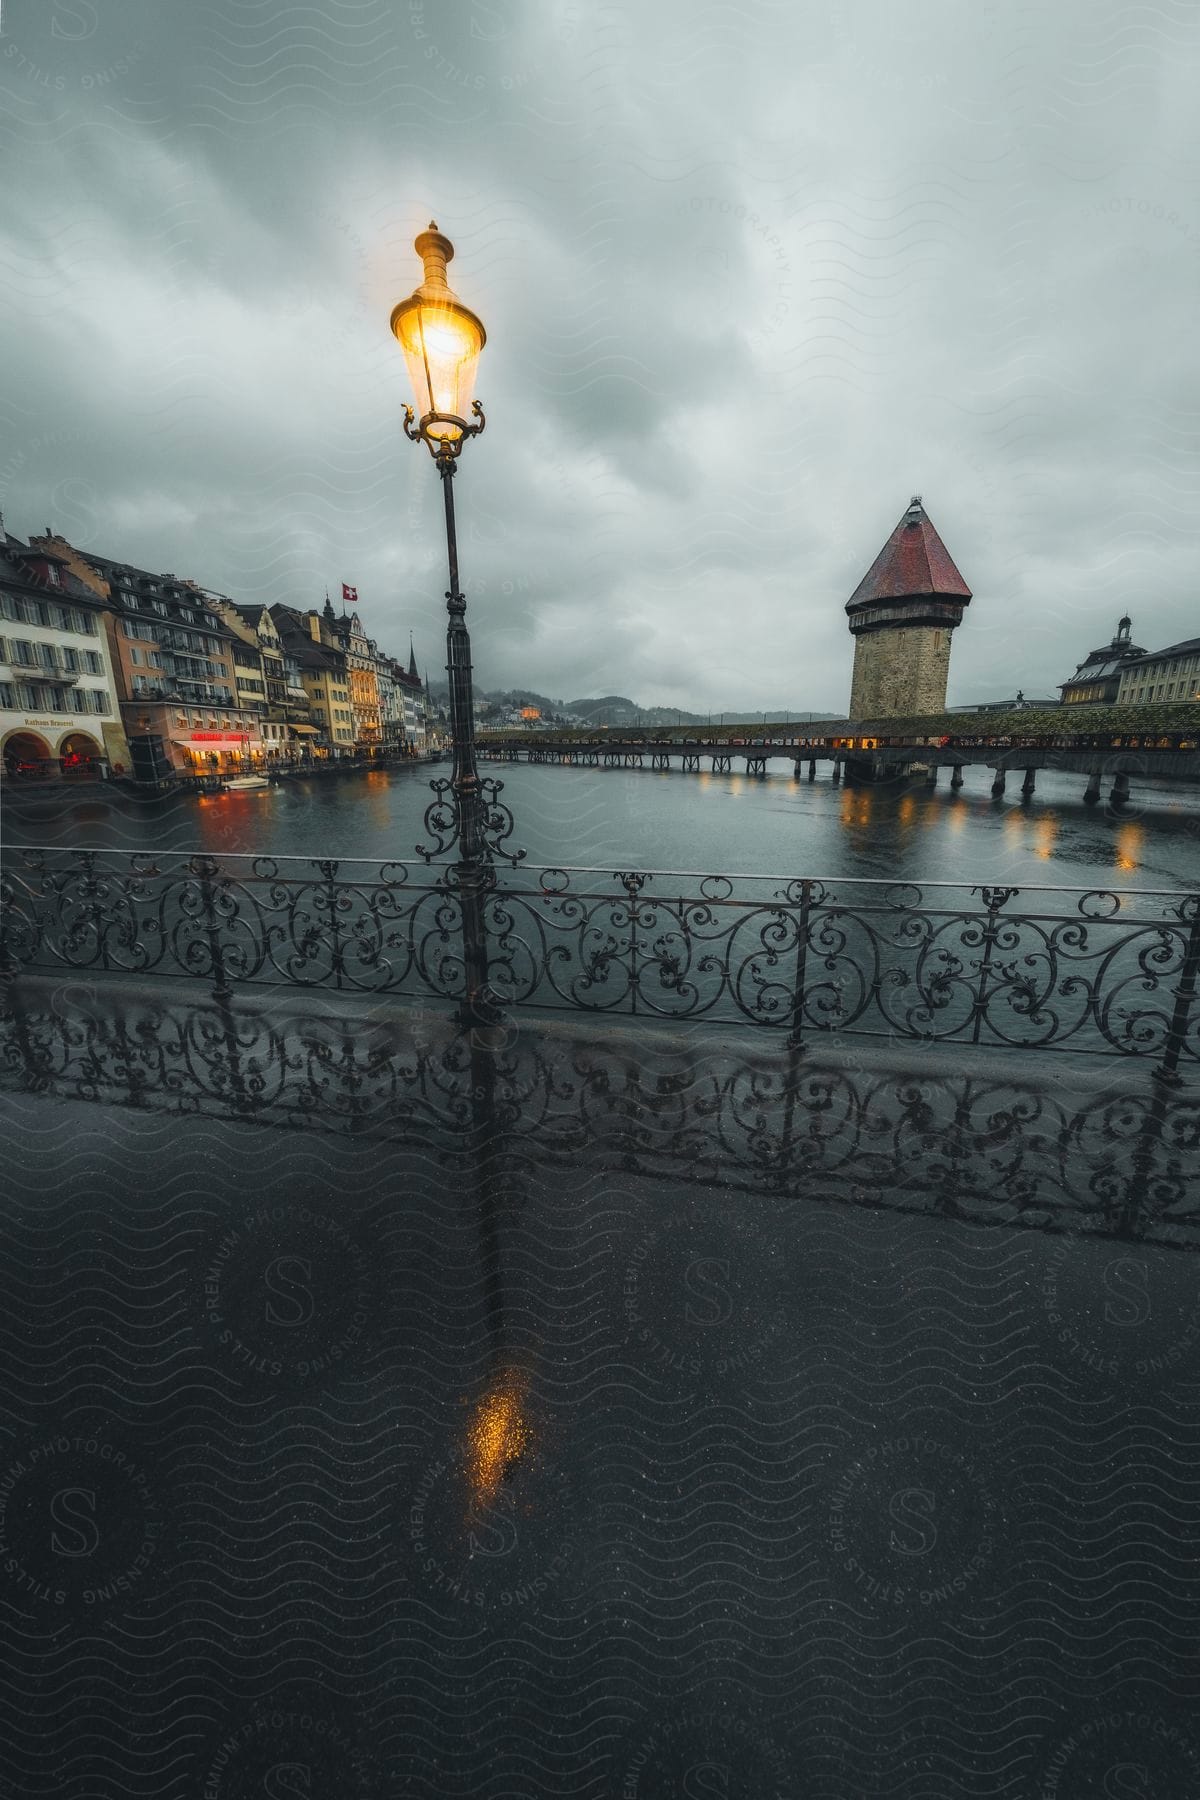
[0,0,1196,710]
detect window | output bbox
[62,647,79,672]
[71,690,88,714]
[91,691,110,713]
[49,686,67,711]
[152,601,167,618]
[45,565,60,588]
[76,610,96,635]
[13,640,35,666]
[0,683,12,708]
[17,683,38,708]
[130,647,142,666]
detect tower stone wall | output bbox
[849,624,953,720]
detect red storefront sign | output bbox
[189,732,251,743]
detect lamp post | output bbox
[391,221,511,1031]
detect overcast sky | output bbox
[1,1,1196,710]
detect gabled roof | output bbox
[0,531,111,608]
[847,497,972,608]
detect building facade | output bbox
[220,602,315,756]
[79,551,266,777]
[271,604,357,754]
[327,602,381,750]
[845,497,972,719]
[1058,617,1146,705]
[1116,637,1200,707]
[0,526,125,777]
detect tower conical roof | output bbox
[847,497,972,609]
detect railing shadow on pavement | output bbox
[2,971,1198,1255]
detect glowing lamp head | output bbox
[391,222,486,449]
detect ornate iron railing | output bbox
[3,849,1198,1072]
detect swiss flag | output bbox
[342,582,358,605]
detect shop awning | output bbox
[173,738,265,753]
[288,724,320,735]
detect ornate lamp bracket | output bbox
[402,402,486,466]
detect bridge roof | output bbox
[847,497,972,608]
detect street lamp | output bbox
[391,221,519,1031]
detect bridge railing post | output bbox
[1155,898,1200,1087]
[787,879,814,1052]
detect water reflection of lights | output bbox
[466,1370,531,1508]
[363,768,392,828]
[1114,821,1144,873]
[839,787,872,830]
[1031,815,1059,861]
[897,794,915,826]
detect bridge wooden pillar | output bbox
[950,765,964,789]
[924,764,938,786]
[1021,768,1037,796]
[1110,772,1130,805]
[831,757,842,785]
[1083,771,1102,805]
[991,768,1006,796]
[808,759,816,781]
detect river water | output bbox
[5,759,1200,894]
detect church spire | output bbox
[408,632,419,681]
[323,589,336,624]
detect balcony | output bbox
[22,664,79,686]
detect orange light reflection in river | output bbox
[1114,820,1144,873]
[1031,815,1059,862]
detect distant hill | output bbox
[565,695,638,720]
[430,683,842,724]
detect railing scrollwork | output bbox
[2,851,1197,1076]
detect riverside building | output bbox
[1116,637,1200,706]
[0,524,125,776]
[70,548,265,778]
[1058,617,1147,705]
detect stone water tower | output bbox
[845,497,972,718]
